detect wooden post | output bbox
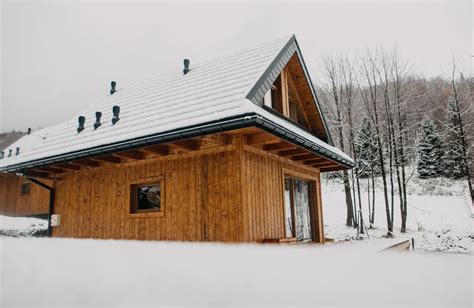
[316,174,325,243]
[281,69,290,117]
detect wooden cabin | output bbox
[0,35,353,243]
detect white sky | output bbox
[0,0,472,132]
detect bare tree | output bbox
[391,50,414,232]
[339,56,365,232]
[321,57,355,227]
[443,62,473,202]
[359,49,393,235]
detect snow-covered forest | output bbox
[316,48,473,240]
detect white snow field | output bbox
[322,177,473,254]
[0,237,472,307]
[0,176,472,306]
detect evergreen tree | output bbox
[443,97,467,178]
[417,119,444,178]
[355,117,379,177]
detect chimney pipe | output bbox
[112,106,120,125]
[8,149,12,157]
[183,59,190,75]
[16,147,20,155]
[110,81,117,95]
[0,151,4,159]
[27,128,31,135]
[77,116,86,133]
[94,112,102,130]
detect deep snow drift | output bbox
[0,237,472,307]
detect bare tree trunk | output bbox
[343,170,354,226]
[351,170,358,227]
[451,68,474,202]
[394,72,408,233]
[397,116,408,232]
[356,171,364,233]
[378,55,395,234]
[367,176,372,226]
[371,169,376,225]
[378,134,392,235]
[400,148,408,232]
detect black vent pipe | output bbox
[77,116,86,133]
[94,112,102,130]
[183,59,190,75]
[110,81,117,95]
[112,106,120,125]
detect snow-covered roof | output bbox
[0,35,354,171]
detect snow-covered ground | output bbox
[0,237,472,307]
[0,215,47,237]
[322,176,473,254]
[0,175,472,306]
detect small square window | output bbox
[20,183,31,196]
[130,182,162,213]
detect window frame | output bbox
[261,71,311,131]
[19,182,31,196]
[128,176,165,218]
[281,169,321,243]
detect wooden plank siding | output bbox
[0,173,18,215]
[52,146,244,241]
[0,173,51,216]
[44,143,324,243]
[240,147,323,243]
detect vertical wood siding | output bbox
[52,148,243,241]
[47,145,322,243]
[0,174,18,215]
[240,147,322,242]
[0,174,50,216]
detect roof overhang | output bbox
[0,113,354,174]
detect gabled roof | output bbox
[0,35,354,172]
[246,36,333,145]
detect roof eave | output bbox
[0,113,354,173]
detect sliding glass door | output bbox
[284,177,313,242]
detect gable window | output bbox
[20,182,31,196]
[130,180,163,214]
[262,70,310,130]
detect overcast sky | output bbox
[0,0,472,133]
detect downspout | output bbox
[26,177,55,237]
